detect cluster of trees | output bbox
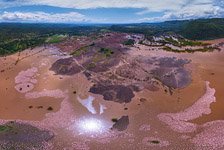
[181,18,224,40]
[0,36,46,55]
[99,48,114,57]
[123,39,135,46]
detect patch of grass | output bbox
[164,37,209,47]
[70,43,94,56]
[179,39,208,46]
[93,54,105,63]
[71,50,82,56]
[87,62,96,69]
[0,125,13,133]
[99,48,114,57]
[100,29,110,33]
[123,39,135,46]
[164,37,179,46]
[46,34,66,44]
[163,46,217,53]
[70,46,88,56]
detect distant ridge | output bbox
[110,18,224,40]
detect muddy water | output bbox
[0,40,224,149]
[190,51,224,124]
[141,48,224,125]
[0,47,64,120]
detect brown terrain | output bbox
[0,32,224,149]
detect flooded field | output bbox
[0,35,224,150]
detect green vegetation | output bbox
[87,62,96,69]
[99,48,114,57]
[163,46,217,53]
[123,39,135,46]
[46,34,67,43]
[164,37,179,46]
[100,29,111,33]
[92,54,105,63]
[71,50,81,56]
[179,39,206,46]
[0,125,13,133]
[164,37,208,47]
[70,43,96,56]
[181,18,224,40]
[70,46,88,56]
[0,37,46,56]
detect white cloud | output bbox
[0,0,201,11]
[140,2,224,22]
[0,11,87,23]
[0,0,223,22]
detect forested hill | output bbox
[110,18,224,40]
[180,18,224,40]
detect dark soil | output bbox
[47,107,53,111]
[89,84,135,103]
[50,57,82,75]
[111,116,129,131]
[151,57,191,89]
[0,121,54,150]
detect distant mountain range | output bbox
[111,18,224,40]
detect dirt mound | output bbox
[89,84,135,103]
[151,57,191,89]
[112,116,129,131]
[50,57,82,75]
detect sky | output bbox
[0,0,223,23]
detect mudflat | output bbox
[0,33,224,149]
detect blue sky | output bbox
[0,0,223,23]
